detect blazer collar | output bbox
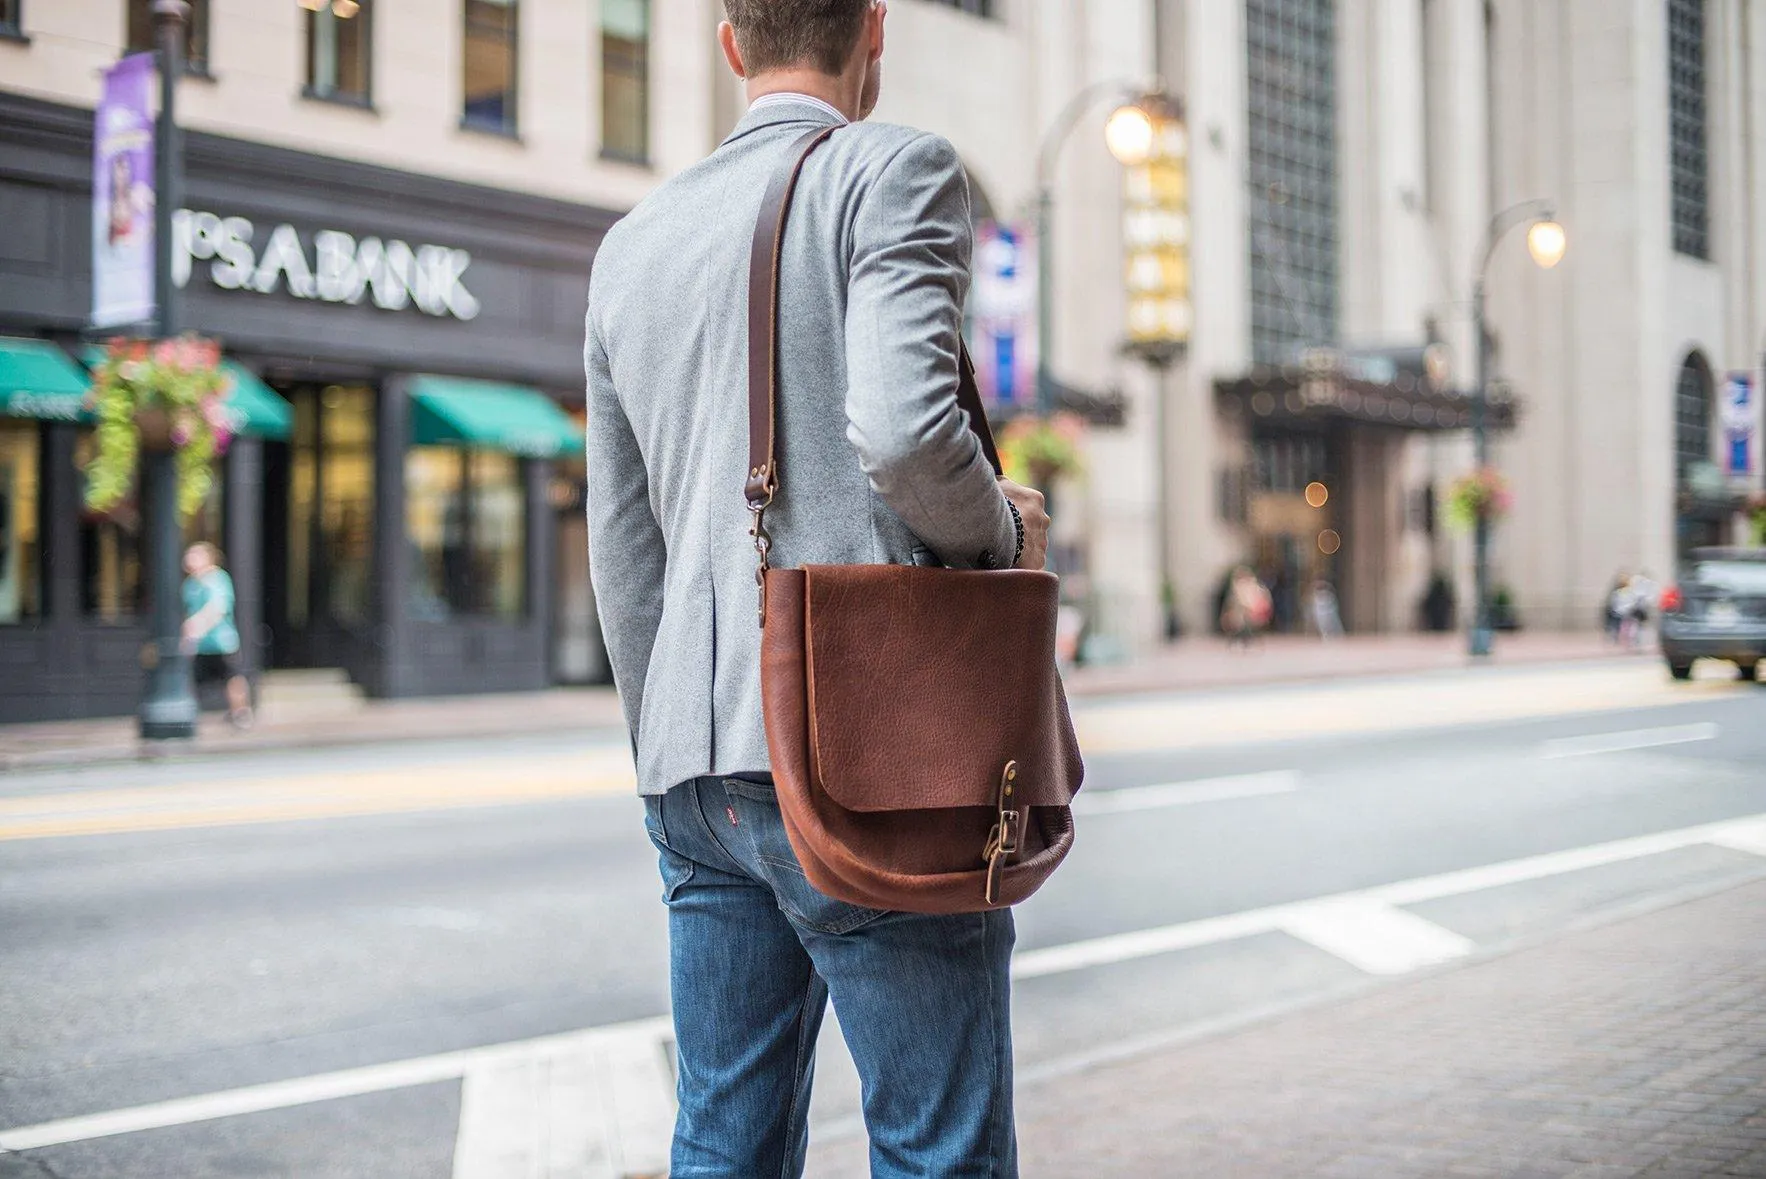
[721,95,846,148]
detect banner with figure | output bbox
[92,53,157,329]
[972,221,1037,406]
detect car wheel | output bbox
[1668,661,1694,681]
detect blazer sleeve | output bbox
[584,304,666,743]
[842,133,1019,570]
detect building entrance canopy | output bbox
[1216,346,1518,432]
[0,337,91,421]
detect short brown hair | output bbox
[723,0,872,76]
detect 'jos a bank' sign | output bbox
[171,209,482,321]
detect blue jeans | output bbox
[644,776,1017,1178]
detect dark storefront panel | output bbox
[0,92,614,720]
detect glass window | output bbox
[305,0,371,104]
[285,385,375,629]
[1675,353,1714,484]
[0,0,23,39]
[0,422,40,624]
[320,386,374,626]
[1694,562,1766,593]
[127,0,210,74]
[74,430,142,622]
[469,452,524,620]
[463,0,518,135]
[1246,0,1339,365]
[1668,0,1709,259]
[601,0,649,162]
[926,0,995,16]
[406,448,526,622]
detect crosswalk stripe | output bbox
[1275,897,1475,975]
[449,1022,675,1179]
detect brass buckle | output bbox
[749,505,772,624]
[983,761,1021,906]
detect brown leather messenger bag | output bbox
[749,125,1084,915]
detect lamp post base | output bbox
[1469,626,1495,659]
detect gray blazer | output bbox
[585,99,1018,796]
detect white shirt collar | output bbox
[747,92,849,125]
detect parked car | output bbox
[1659,547,1766,681]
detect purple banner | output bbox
[92,53,157,329]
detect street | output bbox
[1,659,1763,1178]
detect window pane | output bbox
[74,430,142,622]
[406,447,464,621]
[463,0,517,132]
[0,422,40,624]
[1668,0,1709,258]
[468,451,524,620]
[127,0,208,72]
[0,0,21,34]
[307,0,371,101]
[602,31,648,160]
[601,0,646,39]
[319,385,374,626]
[287,393,317,627]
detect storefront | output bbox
[0,92,613,721]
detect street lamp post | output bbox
[1033,80,1156,416]
[1467,200,1566,658]
[139,0,198,740]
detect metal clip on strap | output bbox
[983,760,1021,906]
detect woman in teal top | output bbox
[181,542,252,728]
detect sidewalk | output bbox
[0,632,1647,772]
[820,877,1766,1177]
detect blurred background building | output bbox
[0,0,1761,720]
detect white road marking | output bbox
[0,1017,673,1155]
[1709,817,1766,858]
[1012,811,1766,980]
[1275,897,1475,975]
[9,812,1766,1154]
[451,1025,673,1179]
[1538,722,1720,760]
[1071,771,1300,815]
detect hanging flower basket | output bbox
[997,411,1087,487]
[84,335,234,521]
[1444,466,1513,532]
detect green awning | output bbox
[79,348,293,440]
[0,337,89,421]
[216,362,292,441]
[409,375,582,459]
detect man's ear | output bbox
[717,21,746,79]
[870,2,887,61]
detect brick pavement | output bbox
[816,879,1766,1177]
[0,633,1652,771]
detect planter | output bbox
[135,406,175,453]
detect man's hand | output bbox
[998,478,1050,570]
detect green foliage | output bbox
[84,336,233,521]
[1444,466,1514,532]
[998,411,1086,486]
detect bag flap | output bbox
[802,564,1080,812]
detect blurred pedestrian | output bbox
[584,3,1049,1173]
[181,542,252,729]
[1604,571,1629,643]
[1611,574,1643,650]
[1221,566,1273,648]
[1631,569,1659,645]
[1310,578,1344,640]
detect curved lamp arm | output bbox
[1036,78,1145,190]
[1476,198,1557,286]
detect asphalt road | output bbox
[1,660,1763,1178]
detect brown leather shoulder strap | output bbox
[746,126,1002,514]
